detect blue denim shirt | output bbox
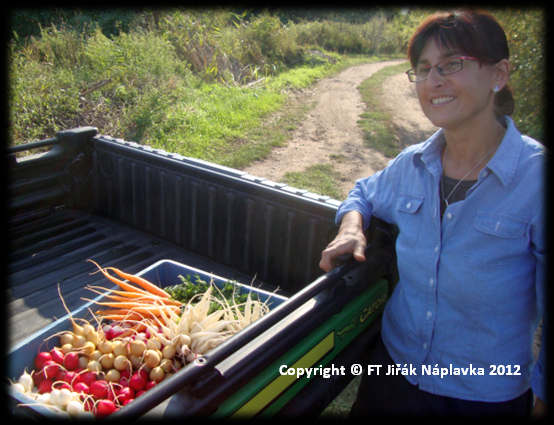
[336,116,547,402]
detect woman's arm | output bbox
[320,210,367,272]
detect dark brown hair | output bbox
[407,9,514,117]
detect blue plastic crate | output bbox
[6,259,287,419]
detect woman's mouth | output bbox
[431,96,455,105]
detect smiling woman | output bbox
[320,8,547,419]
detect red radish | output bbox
[90,380,110,399]
[145,380,157,391]
[103,325,114,340]
[53,381,71,391]
[50,347,65,365]
[80,371,99,387]
[73,381,90,395]
[129,372,147,391]
[32,370,45,386]
[34,351,52,370]
[116,386,135,404]
[64,351,80,370]
[41,360,59,379]
[106,387,116,402]
[111,325,125,339]
[96,399,117,418]
[83,398,94,412]
[63,370,81,385]
[119,369,130,385]
[37,379,53,394]
[55,368,67,382]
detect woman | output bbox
[320,9,547,417]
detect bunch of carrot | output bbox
[85,260,182,324]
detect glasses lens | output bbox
[438,59,463,75]
[409,68,428,82]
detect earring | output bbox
[494,85,500,94]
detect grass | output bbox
[281,163,346,200]
[319,376,361,418]
[357,61,409,157]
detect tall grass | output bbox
[8,8,402,159]
[8,7,546,162]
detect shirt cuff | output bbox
[335,200,373,230]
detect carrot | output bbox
[87,260,154,296]
[85,299,180,314]
[94,310,146,321]
[102,290,183,307]
[95,304,180,318]
[104,267,170,299]
[84,286,182,307]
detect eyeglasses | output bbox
[406,56,479,82]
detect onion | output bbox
[98,340,114,354]
[114,355,130,372]
[73,335,87,349]
[49,389,61,405]
[149,366,165,383]
[11,382,26,394]
[60,343,74,355]
[82,324,95,337]
[130,340,146,357]
[78,356,90,369]
[89,350,103,361]
[112,341,129,357]
[146,338,161,351]
[18,369,34,393]
[35,393,51,404]
[86,360,102,372]
[59,332,75,346]
[57,388,72,407]
[100,353,115,370]
[105,369,121,383]
[80,341,96,356]
[144,350,161,368]
[66,400,84,418]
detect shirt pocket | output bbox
[464,210,530,271]
[395,194,425,248]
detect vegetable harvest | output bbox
[9,260,272,419]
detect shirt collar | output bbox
[412,116,522,187]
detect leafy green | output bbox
[164,274,252,315]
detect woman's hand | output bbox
[320,211,367,272]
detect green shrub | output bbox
[493,8,545,142]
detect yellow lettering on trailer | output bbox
[230,332,335,418]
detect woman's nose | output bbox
[426,66,445,86]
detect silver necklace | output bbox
[441,129,505,209]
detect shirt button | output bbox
[429,278,434,286]
[406,202,411,209]
[427,311,432,319]
[435,245,439,252]
[446,212,453,220]
[423,343,428,350]
[483,170,489,177]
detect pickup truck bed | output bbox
[6,127,398,419]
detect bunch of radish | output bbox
[9,311,179,419]
[9,263,273,419]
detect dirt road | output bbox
[243,59,439,198]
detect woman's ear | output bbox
[493,59,510,91]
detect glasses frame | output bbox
[406,56,480,83]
